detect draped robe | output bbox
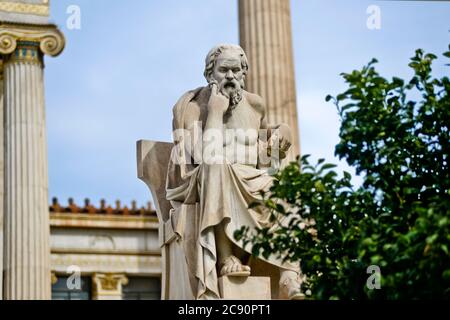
[166,87,297,299]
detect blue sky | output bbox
[45,0,450,208]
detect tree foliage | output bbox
[235,46,450,299]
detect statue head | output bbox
[204,44,249,107]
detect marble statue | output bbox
[164,44,304,300]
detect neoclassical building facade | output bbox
[0,0,164,300]
[49,198,161,300]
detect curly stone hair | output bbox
[203,44,249,84]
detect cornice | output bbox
[0,2,49,17]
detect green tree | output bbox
[235,46,450,299]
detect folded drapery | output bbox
[166,87,297,300]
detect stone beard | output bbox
[210,77,244,112]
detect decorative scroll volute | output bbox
[0,23,65,57]
[0,33,17,55]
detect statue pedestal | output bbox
[219,276,271,300]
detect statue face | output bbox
[211,49,245,106]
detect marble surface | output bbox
[138,45,302,300]
[219,276,271,300]
[0,0,49,25]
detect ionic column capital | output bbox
[0,22,65,57]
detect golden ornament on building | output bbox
[0,22,65,57]
[0,1,49,17]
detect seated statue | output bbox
[166,44,304,300]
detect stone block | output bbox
[219,276,271,300]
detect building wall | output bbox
[49,202,162,300]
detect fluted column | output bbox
[0,60,4,300]
[0,23,64,300]
[239,0,300,160]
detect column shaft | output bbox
[0,62,4,300]
[3,42,50,300]
[239,0,300,160]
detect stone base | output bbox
[219,276,271,300]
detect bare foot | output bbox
[219,255,251,277]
